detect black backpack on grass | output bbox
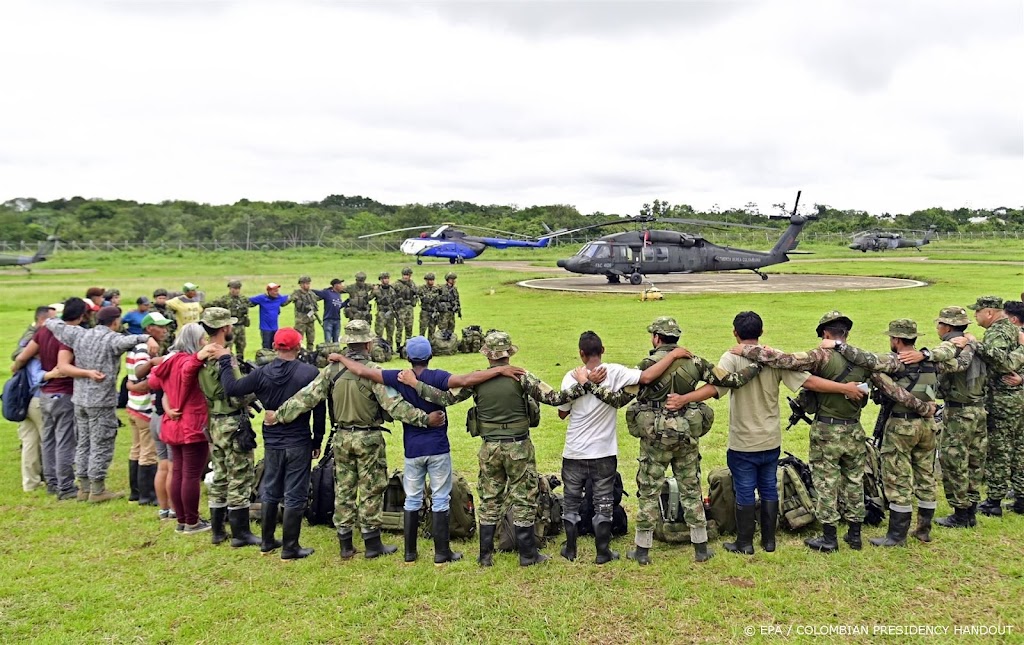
[306,435,336,527]
[577,471,628,536]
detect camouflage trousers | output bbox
[478,437,538,526]
[207,414,255,509]
[809,420,866,524]
[294,320,316,351]
[231,326,247,359]
[345,309,372,324]
[374,311,396,346]
[880,417,937,511]
[419,310,437,339]
[636,437,708,542]
[393,307,413,347]
[74,405,118,482]
[984,388,1024,499]
[437,312,456,335]
[939,404,987,508]
[333,429,389,532]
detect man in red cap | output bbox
[249,283,289,350]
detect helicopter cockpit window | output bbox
[585,244,611,259]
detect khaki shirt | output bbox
[715,350,809,452]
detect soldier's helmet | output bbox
[355,272,367,281]
[936,306,970,326]
[402,267,413,276]
[967,295,1003,311]
[227,280,242,289]
[481,330,518,360]
[884,318,920,339]
[341,320,375,345]
[200,307,238,329]
[424,273,436,281]
[379,272,390,280]
[816,310,853,338]
[647,316,681,337]
[445,272,457,281]
[298,275,312,284]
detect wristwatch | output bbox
[920,348,932,361]
[834,341,846,352]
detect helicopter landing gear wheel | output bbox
[761,273,769,281]
[416,258,423,265]
[629,273,643,285]
[449,258,457,264]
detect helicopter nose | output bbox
[556,258,569,269]
[848,244,859,250]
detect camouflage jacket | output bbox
[418,284,442,312]
[344,283,373,312]
[286,289,321,324]
[741,345,935,414]
[274,350,429,426]
[205,294,251,327]
[393,279,419,309]
[977,318,1024,380]
[415,369,589,407]
[437,285,461,314]
[12,324,36,360]
[372,284,400,314]
[833,344,938,415]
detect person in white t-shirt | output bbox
[556,331,691,564]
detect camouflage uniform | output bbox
[205,281,251,358]
[393,268,418,349]
[371,273,399,346]
[418,273,442,338]
[344,273,373,325]
[969,296,1024,505]
[436,273,461,335]
[286,277,321,351]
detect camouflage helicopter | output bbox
[848,226,936,252]
[556,192,815,284]
[0,235,58,272]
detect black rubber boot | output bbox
[936,507,970,529]
[560,519,578,562]
[693,541,714,562]
[913,508,935,543]
[137,464,158,506]
[723,504,756,555]
[128,460,139,502]
[760,500,779,553]
[978,498,1003,517]
[478,524,496,567]
[869,510,912,547]
[805,523,839,553]
[968,502,978,527]
[1013,498,1024,515]
[260,503,282,554]
[210,507,229,545]
[593,519,619,565]
[626,545,650,565]
[229,508,261,547]
[432,511,462,564]
[363,529,397,559]
[281,507,314,560]
[338,530,357,559]
[843,522,862,550]
[517,524,549,567]
[404,510,419,563]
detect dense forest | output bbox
[1,195,1021,244]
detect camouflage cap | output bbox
[227,280,242,289]
[884,318,920,339]
[815,310,853,337]
[936,306,970,326]
[200,306,238,329]
[153,288,168,298]
[967,295,1003,311]
[445,272,457,280]
[481,330,518,360]
[298,275,311,284]
[423,272,436,280]
[647,316,682,337]
[379,272,390,280]
[355,272,367,281]
[401,267,413,276]
[341,319,375,345]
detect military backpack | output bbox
[431,329,461,356]
[254,348,277,366]
[497,474,564,550]
[459,325,484,354]
[777,453,817,531]
[653,477,721,543]
[305,436,337,527]
[837,437,887,526]
[381,470,420,532]
[419,470,477,540]
[705,467,737,535]
[370,337,393,363]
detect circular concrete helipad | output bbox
[517,273,927,294]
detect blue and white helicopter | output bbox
[359,223,559,264]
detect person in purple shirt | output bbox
[334,336,524,564]
[313,279,346,344]
[249,283,290,350]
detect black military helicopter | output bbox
[0,235,58,272]
[555,192,815,284]
[848,226,936,252]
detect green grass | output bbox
[1,245,1023,643]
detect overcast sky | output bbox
[1,0,1020,216]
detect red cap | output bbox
[273,327,302,351]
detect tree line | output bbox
[1,195,1021,244]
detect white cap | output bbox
[48,303,64,314]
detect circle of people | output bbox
[9,282,1024,566]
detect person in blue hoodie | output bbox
[217,327,326,560]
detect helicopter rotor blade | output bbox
[656,218,777,231]
[357,225,440,239]
[538,216,650,239]
[455,224,535,239]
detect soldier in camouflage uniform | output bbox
[418,273,441,339]
[436,272,461,335]
[393,267,419,349]
[590,317,762,564]
[738,311,935,552]
[270,320,444,560]
[286,276,321,352]
[408,330,594,567]
[820,319,942,547]
[343,272,373,325]
[204,280,251,359]
[958,296,1024,517]
[371,272,399,347]
[196,308,261,548]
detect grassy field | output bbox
[1,240,1023,643]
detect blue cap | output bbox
[405,336,432,361]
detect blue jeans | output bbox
[262,446,312,510]
[323,319,341,344]
[403,453,452,512]
[727,448,780,506]
[260,330,275,350]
